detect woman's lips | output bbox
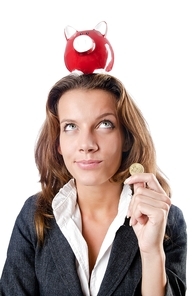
[75,160,102,170]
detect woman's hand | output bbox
[125,173,171,254]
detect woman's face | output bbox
[58,89,125,187]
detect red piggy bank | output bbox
[64,21,114,74]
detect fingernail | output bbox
[130,218,133,226]
[124,176,132,184]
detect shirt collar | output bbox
[52,179,132,225]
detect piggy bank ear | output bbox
[94,21,107,36]
[64,25,77,40]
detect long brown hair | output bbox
[34,73,171,243]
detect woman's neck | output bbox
[76,181,123,218]
[75,181,123,275]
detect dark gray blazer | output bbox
[0,195,187,295]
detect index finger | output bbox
[125,173,165,194]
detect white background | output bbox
[0,1,195,295]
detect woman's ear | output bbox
[57,145,62,155]
[122,134,132,152]
[122,140,130,152]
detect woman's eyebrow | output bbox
[60,118,77,124]
[60,113,116,124]
[95,112,117,120]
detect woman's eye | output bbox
[64,123,77,131]
[99,120,114,129]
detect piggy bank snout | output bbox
[73,35,95,53]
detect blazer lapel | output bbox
[98,221,141,296]
[48,219,84,295]
[47,217,140,296]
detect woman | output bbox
[0,73,187,295]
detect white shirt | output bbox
[52,179,132,296]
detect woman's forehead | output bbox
[58,89,118,119]
[59,89,117,107]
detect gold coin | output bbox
[129,163,144,175]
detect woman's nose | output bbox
[78,130,98,153]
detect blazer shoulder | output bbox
[167,204,187,231]
[11,194,40,244]
[17,194,39,221]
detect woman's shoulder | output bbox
[166,203,187,240]
[168,204,186,226]
[13,194,40,234]
[19,194,39,217]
